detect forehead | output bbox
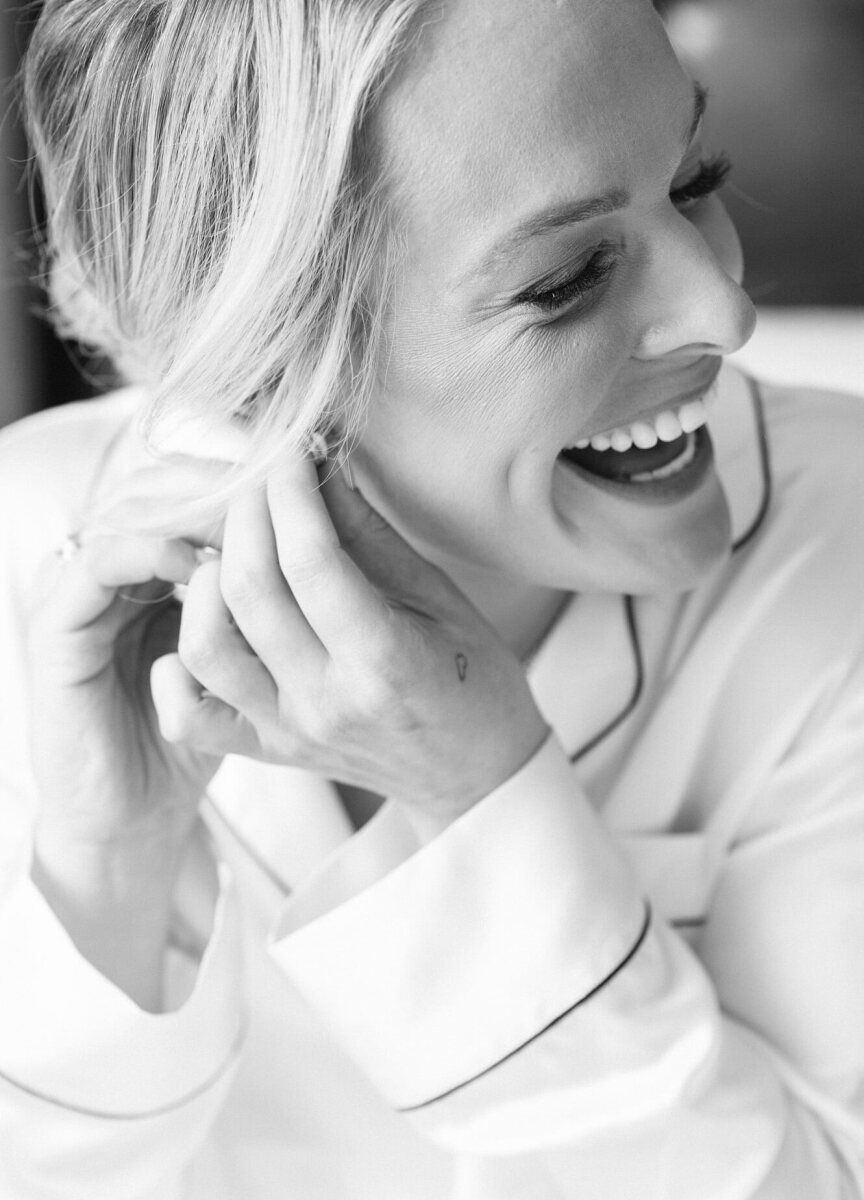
[377,0,686,266]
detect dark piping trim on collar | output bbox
[567,376,771,765]
[206,380,772,893]
[732,375,772,554]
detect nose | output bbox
[633,216,757,361]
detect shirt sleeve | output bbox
[0,823,246,1200]
[0,408,246,1200]
[269,726,864,1199]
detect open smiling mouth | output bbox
[558,391,713,489]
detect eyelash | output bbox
[671,151,732,209]
[519,152,733,315]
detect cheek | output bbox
[384,311,625,458]
[352,400,520,573]
[354,334,531,563]
[374,319,511,461]
[360,280,634,548]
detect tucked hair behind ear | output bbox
[22,0,426,496]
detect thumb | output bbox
[151,653,259,758]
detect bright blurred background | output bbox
[1,0,863,428]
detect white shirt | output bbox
[0,365,863,1199]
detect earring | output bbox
[307,430,330,465]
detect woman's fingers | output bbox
[220,486,327,675]
[30,537,201,693]
[223,451,465,676]
[37,535,199,632]
[151,653,260,758]
[84,534,199,589]
[318,468,462,613]
[177,556,279,722]
[263,456,398,658]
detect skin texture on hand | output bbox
[154,454,549,840]
[25,444,545,1010]
[27,532,221,1009]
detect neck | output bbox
[438,556,570,662]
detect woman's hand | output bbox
[27,531,222,1008]
[155,456,548,840]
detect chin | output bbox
[621,476,733,595]
[552,469,734,597]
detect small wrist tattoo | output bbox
[455,652,468,683]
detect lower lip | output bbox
[556,424,715,506]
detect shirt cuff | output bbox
[0,838,245,1117]
[269,734,647,1109]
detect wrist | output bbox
[398,717,550,846]
[31,829,184,1011]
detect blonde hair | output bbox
[22,0,428,509]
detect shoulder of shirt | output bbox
[758,377,864,541]
[728,376,864,664]
[0,384,141,463]
[758,375,864,433]
[758,376,864,458]
[0,387,143,484]
[0,387,145,574]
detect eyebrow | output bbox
[460,80,708,285]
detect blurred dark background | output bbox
[658,0,864,305]
[2,0,863,428]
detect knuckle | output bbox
[219,560,270,608]
[156,703,194,745]
[296,671,396,746]
[154,539,196,584]
[300,705,338,746]
[270,706,308,761]
[295,696,348,746]
[353,671,397,722]
[177,624,215,674]
[281,732,310,767]
[277,547,333,589]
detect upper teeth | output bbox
[570,397,709,453]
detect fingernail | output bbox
[194,545,221,566]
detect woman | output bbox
[1,0,862,1196]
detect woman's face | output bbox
[352,0,756,603]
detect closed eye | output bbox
[515,153,732,317]
[671,152,732,210]
[515,244,620,315]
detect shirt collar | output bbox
[526,363,769,764]
[210,366,770,901]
